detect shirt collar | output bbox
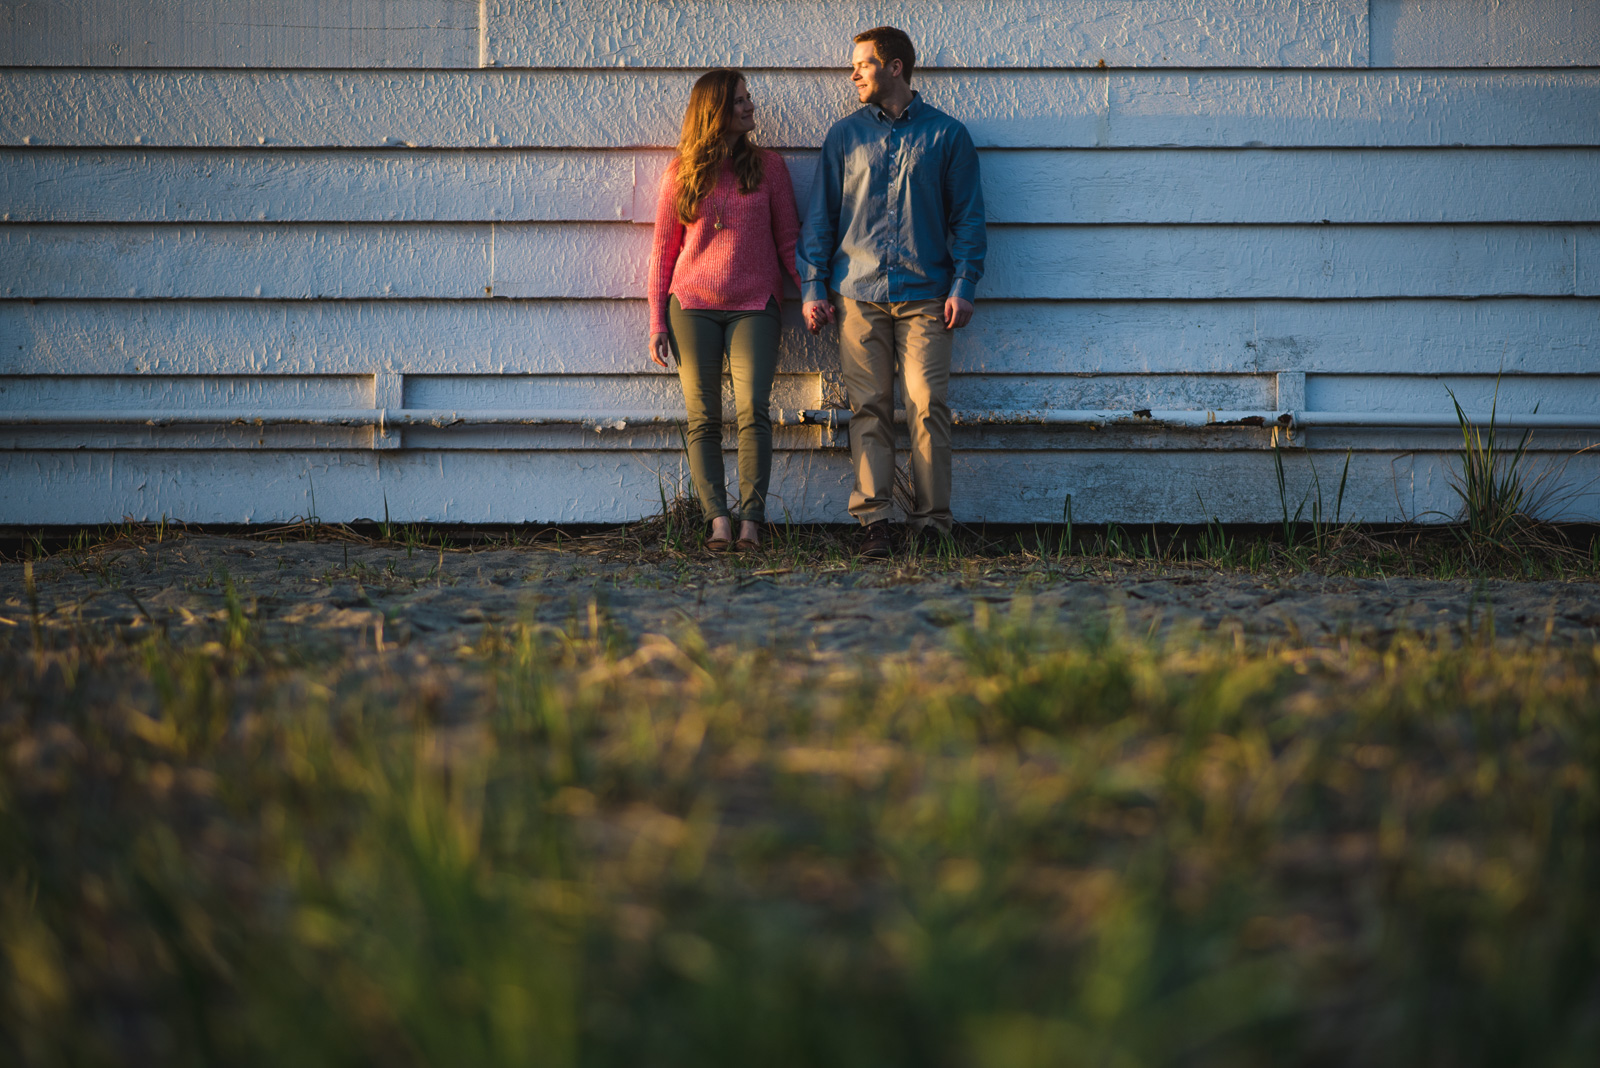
[873,90,921,125]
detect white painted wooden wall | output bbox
[2,0,1597,525]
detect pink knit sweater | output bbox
[648,151,803,336]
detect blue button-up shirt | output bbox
[798,93,986,306]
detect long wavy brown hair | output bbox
[674,69,764,224]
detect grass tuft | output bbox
[1443,384,1591,572]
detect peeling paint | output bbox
[0,0,480,68]
[485,0,1369,70]
[3,69,1597,150]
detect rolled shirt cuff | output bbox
[949,277,977,304]
[801,280,831,304]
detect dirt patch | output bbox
[5,533,1598,658]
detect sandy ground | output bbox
[4,534,1599,659]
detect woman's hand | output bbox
[803,300,836,335]
[649,333,672,368]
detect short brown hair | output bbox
[854,26,915,85]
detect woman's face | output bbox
[726,80,755,136]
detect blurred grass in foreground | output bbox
[3,602,1598,1067]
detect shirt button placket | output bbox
[887,129,898,297]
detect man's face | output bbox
[851,41,901,105]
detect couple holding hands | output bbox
[647,26,987,557]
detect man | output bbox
[798,25,986,558]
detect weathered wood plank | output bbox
[948,449,1600,524]
[401,373,821,411]
[11,369,1592,455]
[7,222,1585,300]
[0,223,494,300]
[398,371,1270,413]
[1100,70,1600,150]
[0,424,828,453]
[5,298,1595,377]
[6,1,1588,73]
[1306,373,1600,416]
[0,373,374,409]
[4,69,1596,149]
[0,299,670,376]
[953,299,1600,376]
[0,0,479,68]
[0,149,637,223]
[0,426,381,452]
[947,374,1274,410]
[0,372,382,451]
[488,225,648,299]
[13,147,1599,225]
[3,422,1591,457]
[982,225,1587,300]
[394,424,1285,454]
[1371,0,1600,68]
[6,447,1595,524]
[0,449,857,524]
[482,0,1368,69]
[766,148,1600,227]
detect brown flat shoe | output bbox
[734,537,760,552]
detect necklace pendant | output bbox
[714,219,724,231]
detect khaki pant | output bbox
[835,294,953,533]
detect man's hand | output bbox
[943,295,974,330]
[803,300,836,334]
[649,332,672,368]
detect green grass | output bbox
[3,592,1599,1067]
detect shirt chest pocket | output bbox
[895,144,925,173]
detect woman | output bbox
[649,69,802,552]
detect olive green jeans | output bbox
[668,295,780,524]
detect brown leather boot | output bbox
[858,521,894,560]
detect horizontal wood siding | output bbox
[6,299,1595,377]
[7,70,1600,149]
[11,148,1600,224]
[4,449,1596,526]
[481,0,1369,69]
[14,2,1595,71]
[2,1,1598,525]
[0,1,480,68]
[1371,0,1600,67]
[7,223,1594,300]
